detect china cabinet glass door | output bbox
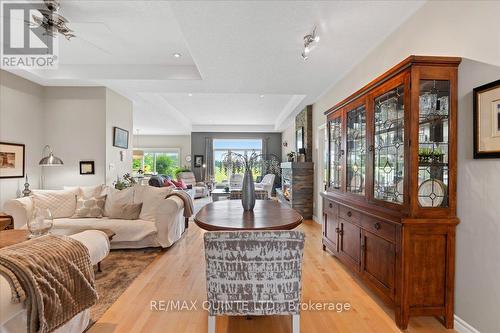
[373,85,405,204]
[346,106,366,195]
[417,80,450,207]
[329,116,343,190]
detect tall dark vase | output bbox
[241,168,256,211]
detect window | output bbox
[132,149,180,178]
[213,139,263,183]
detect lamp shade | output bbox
[39,153,63,166]
[133,149,144,158]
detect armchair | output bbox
[177,171,208,198]
[255,173,276,198]
[229,174,243,189]
[204,231,305,333]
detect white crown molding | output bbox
[191,124,278,133]
[454,315,481,333]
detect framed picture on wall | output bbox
[80,161,95,175]
[113,127,129,149]
[194,155,204,168]
[296,127,304,150]
[0,142,25,179]
[473,79,500,158]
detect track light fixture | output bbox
[301,27,320,60]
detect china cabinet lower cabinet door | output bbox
[361,231,396,300]
[338,219,361,271]
[323,212,338,252]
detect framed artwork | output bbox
[296,127,304,150]
[194,155,204,168]
[80,161,95,175]
[113,127,129,149]
[473,79,500,158]
[0,142,25,179]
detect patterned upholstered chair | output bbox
[203,231,305,333]
[177,171,208,198]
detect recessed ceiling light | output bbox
[188,93,193,97]
[260,95,265,98]
[173,53,182,58]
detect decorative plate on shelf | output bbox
[418,179,447,207]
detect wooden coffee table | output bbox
[0,229,28,248]
[194,200,303,231]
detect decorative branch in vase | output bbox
[220,151,281,211]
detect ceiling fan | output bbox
[28,0,75,40]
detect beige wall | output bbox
[281,119,295,161]
[0,70,45,208]
[0,71,134,207]
[106,89,133,185]
[43,87,107,189]
[311,1,500,332]
[134,135,191,168]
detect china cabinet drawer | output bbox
[324,199,337,214]
[339,206,361,225]
[361,217,396,243]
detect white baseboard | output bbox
[312,215,321,224]
[454,315,480,333]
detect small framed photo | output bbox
[194,155,204,168]
[296,127,304,150]
[113,127,129,149]
[0,142,25,178]
[473,79,500,158]
[80,161,95,175]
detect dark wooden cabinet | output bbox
[321,56,460,330]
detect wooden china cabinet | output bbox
[321,56,461,330]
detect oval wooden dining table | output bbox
[194,200,303,231]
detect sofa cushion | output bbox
[32,189,78,218]
[138,186,173,222]
[72,194,106,218]
[103,187,134,217]
[51,218,157,243]
[64,185,104,198]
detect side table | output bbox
[0,213,14,230]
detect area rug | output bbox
[88,248,163,326]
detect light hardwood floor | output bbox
[89,220,455,333]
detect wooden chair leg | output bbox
[97,262,102,273]
[185,217,189,229]
[208,315,216,333]
[292,314,300,333]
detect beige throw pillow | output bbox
[72,194,106,218]
[108,203,142,220]
[138,186,174,222]
[103,186,134,217]
[32,189,78,218]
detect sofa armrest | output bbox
[154,196,185,248]
[4,197,33,229]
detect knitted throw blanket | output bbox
[0,235,98,333]
[166,191,194,218]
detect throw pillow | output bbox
[172,179,187,189]
[139,186,174,222]
[164,179,176,187]
[72,194,106,218]
[32,189,79,219]
[103,186,135,217]
[108,203,143,220]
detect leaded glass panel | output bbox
[374,85,405,204]
[329,117,342,190]
[418,80,450,207]
[346,106,366,195]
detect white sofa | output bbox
[4,185,187,249]
[0,230,110,333]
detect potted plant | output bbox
[286,151,296,162]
